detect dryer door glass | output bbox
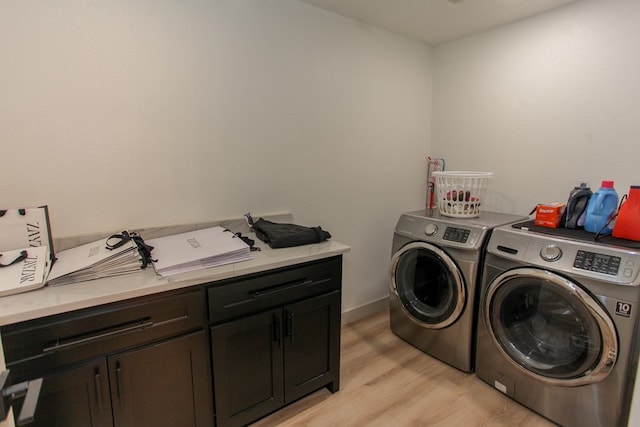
[485,268,617,386]
[391,242,465,329]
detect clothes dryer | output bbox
[389,209,526,372]
[475,221,640,427]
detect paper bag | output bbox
[0,206,55,263]
[0,246,49,297]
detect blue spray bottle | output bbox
[584,181,618,234]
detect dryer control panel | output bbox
[395,215,485,250]
[395,210,528,251]
[443,227,472,244]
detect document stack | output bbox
[0,206,55,296]
[47,234,144,286]
[146,226,252,277]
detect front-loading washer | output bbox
[475,221,640,427]
[389,209,527,373]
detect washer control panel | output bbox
[487,225,640,286]
[573,250,622,276]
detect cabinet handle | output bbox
[94,368,103,414]
[43,318,153,353]
[251,279,321,299]
[116,362,124,409]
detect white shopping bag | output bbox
[0,246,49,297]
[0,206,55,263]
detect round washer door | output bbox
[389,241,465,329]
[484,267,618,386]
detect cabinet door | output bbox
[24,359,113,427]
[211,308,284,427]
[108,331,213,427]
[284,290,341,403]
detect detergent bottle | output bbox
[613,186,640,241]
[584,181,618,234]
[563,183,592,229]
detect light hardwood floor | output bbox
[251,307,555,427]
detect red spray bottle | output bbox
[613,186,640,241]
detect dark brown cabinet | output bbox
[107,331,212,427]
[16,332,211,427]
[209,256,342,427]
[22,359,113,427]
[1,290,213,427]
[212,309,284,426]
[1,254,344,427]
[282,292,340,401]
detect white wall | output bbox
[432,0,640,215]
[0,0,432,313]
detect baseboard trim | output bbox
[341,297,389,325]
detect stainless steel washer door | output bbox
[484,267,618,386]
[389,242,465,329]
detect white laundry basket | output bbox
[432,171,493,218]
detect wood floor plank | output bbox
[251,307,555,427]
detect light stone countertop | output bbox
[0,235,350,326]
[0,215,349,427]
[0,236,350,326]
[0,213,349,326]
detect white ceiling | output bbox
[298,0,580,45]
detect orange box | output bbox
[534,203,566,228]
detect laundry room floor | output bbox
[251,306,555,427]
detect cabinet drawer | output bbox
[208,256,342,324]
[2,289,205,379]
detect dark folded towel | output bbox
[250,217,331,249]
